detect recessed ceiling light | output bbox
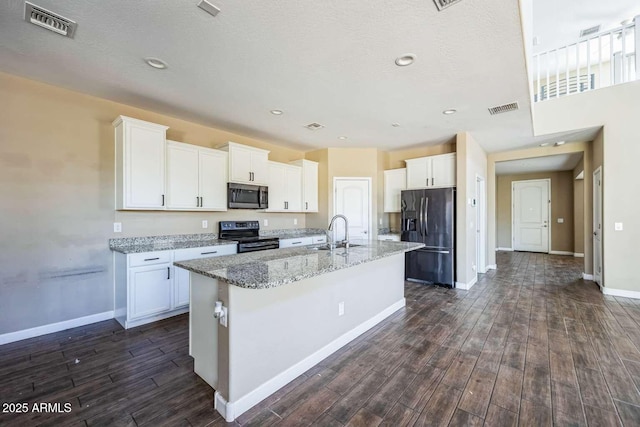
[391,123,401,127]
[539,142,549,147]
[555,141,566,146]
[338,136,348,140]
[442,109,457,115]
[395,54,416,67]
[144,57,168,70]
[270,109,283,115]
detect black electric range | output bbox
[218,221,279,253]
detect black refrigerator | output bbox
[401,187,456,287]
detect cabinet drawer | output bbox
[378,235,400,242]
[129,251,172,267]
[311,235,327,244]
[279,237,313,248]
[174,244,236,262]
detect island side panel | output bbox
[190,272,220,390]
[226,253,405,409]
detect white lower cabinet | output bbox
[378,234,401,242]
[115,244,236,329]
[279,235,326,248]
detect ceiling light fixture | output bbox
[338,136,348,140]
[442,109,457,115]
[270,109,283,115]
[555,141,566,146]
[144,57,168,70]
[395,54,416,67]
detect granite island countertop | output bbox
[174,240,424,289]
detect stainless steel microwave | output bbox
[227,183,268,209]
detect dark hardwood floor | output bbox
[2,252,640,426]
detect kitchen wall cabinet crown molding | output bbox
[405,153,456,189]
[114,115,169,210]
[166,140,227,211]
[383,168,407,213]
[218,142,270,185]
[266,161,302,212]
[290,159,319,212]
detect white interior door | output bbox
[476,176,486,273]
[334,178,371,240]
[593,168,603,285]
[513,180,550,253]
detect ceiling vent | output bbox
[197,0,220,18]
[579,25,600,38]
[304,122,325,131]
[433,0,463,11]
[488,102,519,115]
[24,1,77,38]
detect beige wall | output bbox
[535,81,638,291]
[0,72,310,335]
[496,171,575,252]
[456,132,487,286]
[487,141,592,272]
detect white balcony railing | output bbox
[532,16,639,102]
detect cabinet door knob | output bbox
[167,267,170,279]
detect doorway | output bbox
[593,167,603,286]
[476,175,486,273]
[512,179,551,253]
[333,178,372,240]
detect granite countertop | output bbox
[274,231,327,239]
[109,234,237,254]
[174,240,424,289]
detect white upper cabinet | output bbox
[267,162,302,212]
[405,153,456,189]
[219,142,270,185]
[114,116,168,210]
[290,159,319,212]
[166,141,227,211]
[383,168,407,213]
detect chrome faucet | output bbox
[328,214,349,249]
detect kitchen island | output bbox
[174,240,423,422]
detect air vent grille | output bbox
[488,102,519,115]
[24,1,77,38]
[304,123,325,131]
[579,25,600,38]
[433,0,463,11]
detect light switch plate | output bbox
[557,218,564,223]
[293,218,298,225]
[113,222,122,233]
[263,219,269,227]
[615,222,623,231]
[202,220,208,229]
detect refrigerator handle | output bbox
[419,197,424,236]
[424,197,429,236]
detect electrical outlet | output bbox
[293,218,298,225]
[557,218,564,223]
[379,218,383,225]
[263,219,269,227]
[338,302,345,316]
[202,220,208,229]
[113,222,122,233]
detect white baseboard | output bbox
[486,264,497,270]
[215,298,406,422]
[456,276,478,291]
[574,253,585,258]
[550,250,574,256]
[496,247,513,252]
[582,273,594,280]
[0,311,115,346]
[602,287,640,299]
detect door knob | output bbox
[542,225,548,228]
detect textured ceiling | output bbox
[495,152,583,175]
[0,0,598,153]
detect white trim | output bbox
[550,250,574,256]
[475,174,487,276]
[574,253,585,258]
[217,298,406,421]
[496,247,514,252]
[582,273,594,280]
[593,166,603,286]
[602,287,640,299]
[456,276,478,290]
[0,311,115,345]
[486,264,497,270]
